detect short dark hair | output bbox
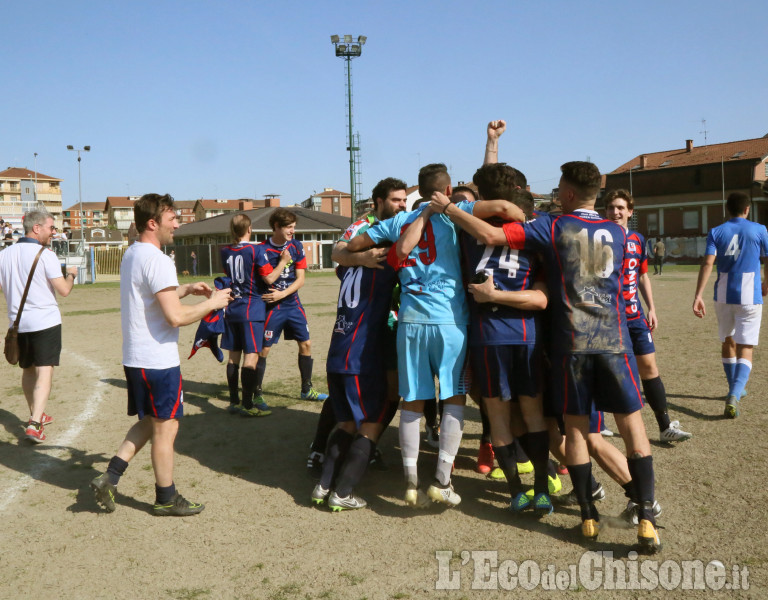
[371,177,407,211]
[510,189,535,220]
[604,188,634,211]
[269,207,297,230]
[134,194,175,233]
[472,163,525,202]
[418,163,451,197]
[726,192,751,217]
[451,185,478,202]
[230,213,252,240]
[560,161,602,201]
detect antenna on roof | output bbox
[700,119,708,146]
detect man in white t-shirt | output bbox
[90,194,231,515]
[0,210,77,443]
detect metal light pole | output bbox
[66,145,90,254]
[33,153,39,207]
[331,34,366,221]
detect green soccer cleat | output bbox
[90,473,117,513]
[301,388,328,402]
[533,493,554,517]
[724,395,740,419]
[153,493,204,516]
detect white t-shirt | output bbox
[0,240,64,332]
[120,241,180,369]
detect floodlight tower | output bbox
[330,34,366,221]
[66,144,91,254]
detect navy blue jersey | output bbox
[503,209,630,354]
[220,243,269,322]
[460,229,539,345]
[260,238,307,305]
[326,264,398,374]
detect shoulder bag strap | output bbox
[12,246,46,329]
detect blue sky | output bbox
[5,1,767,207]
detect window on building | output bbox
[764,161,768,177]
[647,213,658,233]
[683,210,698,230]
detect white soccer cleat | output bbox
[404,485,431,509]
[427,483,462,507]
[660,420,692,442]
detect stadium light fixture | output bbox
[66,145,91,254]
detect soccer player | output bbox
[693,191,768,418]
[605,190,692,442]
[221,213,291,416]
[91,193,232,515]
[310,177,407,510]
[431,162,661,553]
[254,208,328,403]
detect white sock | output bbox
[435,404,465,486]
[399,409,422,487]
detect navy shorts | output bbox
[19,324,62,368]
[470,344,540,400]
[221,320,264,354]
[552,353,644,416]
[589,408,606,434]
[627,317,655,356]
[263,300,310,347]
[327,371,388,427]
[124,366,184,420]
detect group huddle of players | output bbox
[292,122,701,557]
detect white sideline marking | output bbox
[0,351,109,513]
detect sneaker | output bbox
[427,482,461,507]
[424,424,440,448]
[40,413,53,426]
[724,395,739,419]
[301,388,328,402]
[476,442,494,475]
[307,450,324,479]
[660,420,692,442]
[517,460,533,474]
[554,483,605,506]
[253,395,272,416]
[25,422,45,444]
[488,467,506,481]
[621,499,662,526]
[510,491,532,512]
[600,427,615,437]
[404,484,431,509]
[369,448,388,471]
[227,403,242,414]
[239,406,267,418]
[311,483,330,505]
[581,518,600,540]
[637,519,662,554]
[533,493,554,517]
[548,474,563,495]
[153,493,204,516]
[90,473,117,513]
[328,491,367,512]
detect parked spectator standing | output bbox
[652,239,665,275]
[190,250,198,276]
[432,162,662,554]
[221,213,291,416]
[90,194,231,515]
[0,210,77,443]
[693,192,768,418]
[254,208,328,402]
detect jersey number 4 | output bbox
[725,234,741,259]
[475,241,519,278]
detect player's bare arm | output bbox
[262,268,305,303]
[430,192,507,247]
[157,286,232,328]
[484,119,506,165]
[262,249,294,285]
[471,199,525,223]
[638,273,658,330]
[693,254,716,318]
[345,232,375,253]
[331,240,387,269]
[395,206,433,261]
[469,277,548,310]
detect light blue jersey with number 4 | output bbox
[706,218,768,305]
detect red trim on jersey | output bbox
[345,312,365,371]
[245,245,256,320]
[141,369,159,418]
[169,376,183,419]
[295,257,307,269]
[615,228,627,348]
[258,264,273,276]
[596,410,602,433]
[623,353,644,407]
[551,216,574,347]
[502,221,526,249]
[386,245,405,270]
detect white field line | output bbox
[0,351,108,513]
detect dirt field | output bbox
[0,269,764,599]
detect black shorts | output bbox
[19,324,62,368]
